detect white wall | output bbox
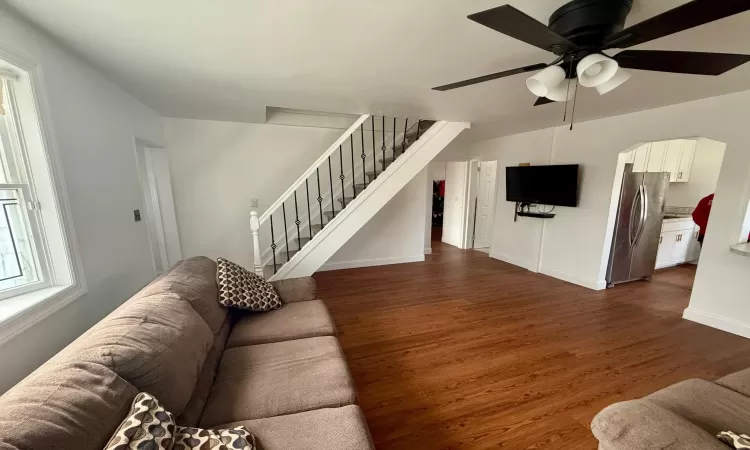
[442,162,468,248]
[472,128,556,271]
[322,170,428,270]
[428,161,446,181]
[0,8,165,392]
[165,117,431,272]
[163,118,343,269]
[666,138,726,208]
[469,89,750,339]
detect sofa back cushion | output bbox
[138,256,227,335]
[0,360,139,450]
[59,292,214,416]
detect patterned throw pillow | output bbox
[719,431,750,449]
[104,392,176,450]
[216,257,282,311]
[173,426,256,450]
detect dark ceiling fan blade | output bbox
[468,5,577,54]
[614,50,750,75]
[432,63,547,91]
[605,0,750,49]
[534,97,556,106]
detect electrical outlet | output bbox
[133,209,141,222]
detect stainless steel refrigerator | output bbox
[606,171,670,287]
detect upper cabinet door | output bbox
[676,140,696,182]
[663,140,683,182]
[632,144,650,172]
[646,141,668,172]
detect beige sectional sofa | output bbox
[0,256,374,449]
[592,370,750,449]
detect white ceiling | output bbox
[6,0,750,139]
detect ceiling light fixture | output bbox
[596,68,632,95]
[525,65,566,97]
[577,54,619,87]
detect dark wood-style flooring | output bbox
[314,241,750,449]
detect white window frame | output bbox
[0,45,86,346]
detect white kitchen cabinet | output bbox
[686,227,701,262]
[675,139,696,182]
[670,230,691,263]
[656,219,699,269]
[646,141,667,172]
[627,139,696,183]
[656,231,677,268]
[632,144,650,172]
[663,140,683,182]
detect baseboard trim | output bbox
[424,247,432,255]
[539,267,605,291]
[683,308,750,339]
[488,251,537,273]
[318,255,425,272]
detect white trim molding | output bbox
[424,247,432,255]
[318,255,425,272]
[0,40,86,344]
[539,267,606,290]
[683,308,750,339]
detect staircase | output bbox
[249,114,469,280]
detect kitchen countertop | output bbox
[662,216,693,223]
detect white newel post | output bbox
[250,209,263,277]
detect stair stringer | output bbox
[269,120,470,280]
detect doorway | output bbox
[134,139,182,275]
[603,137,726,292]
[434,160,498,252]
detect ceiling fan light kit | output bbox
[434,0,750,124]
[596,68,632,95]
[526,65,566,97]
[576,53,619,87]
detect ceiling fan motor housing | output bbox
[549,0,633,48]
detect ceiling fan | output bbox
[433,0,750,106]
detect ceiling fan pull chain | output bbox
[562,58,574,122]
[569,79,579,131]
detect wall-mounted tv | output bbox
[506,164,580,207]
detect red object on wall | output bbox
[438,180,445,197]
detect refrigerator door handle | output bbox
[634,184,649,246]
[628,187,641,247]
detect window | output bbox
[0,55,84,341]
[0,81,47,298]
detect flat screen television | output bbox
[506,164,579,207]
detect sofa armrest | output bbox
[270,277,318,303]
[591,399,726,450]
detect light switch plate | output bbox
[133,209,141,222]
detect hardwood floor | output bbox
[314,242,750,449]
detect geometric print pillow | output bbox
[216,257,282,311]
[719,431,750,449]
[173,426,256,450]
[103,392,176,450]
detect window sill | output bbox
[0,283,85,345]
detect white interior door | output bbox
[135,142,182,275]
[442,162,468,248]
[473,161,497,249]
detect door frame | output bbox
[133,138,182,275]
[471,160,498,249]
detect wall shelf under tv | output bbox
[517,211,555,219]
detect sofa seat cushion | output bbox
[226,299,336,347]
[199,337,357,426]
[215,406,374,450]
[646,378,750,436]
[591,399,727,450]
[717,368,750,398]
